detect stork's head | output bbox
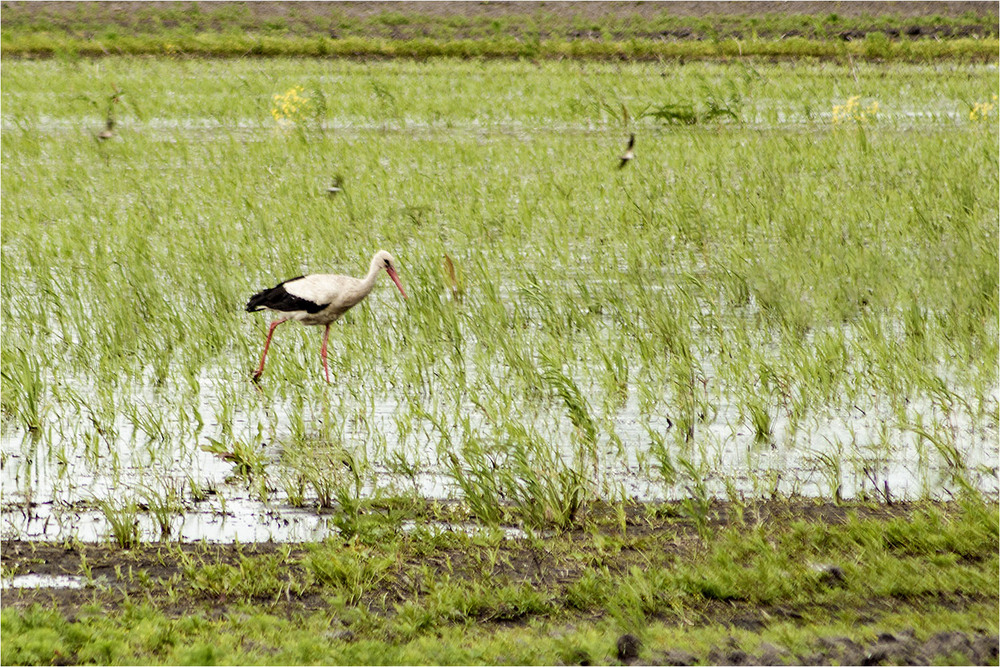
[373,250,408,299]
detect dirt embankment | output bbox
[3,1,998,40]
[8,1,999,21]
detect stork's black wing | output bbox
[246,276,327,314]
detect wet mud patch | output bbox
[2,499,997,666]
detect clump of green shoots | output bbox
[305,541,395,606]
[137,479,185,539]
[201,438,269,486]
[96,496,141,549]
[0,346,46,434]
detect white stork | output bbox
[246,250,408,383]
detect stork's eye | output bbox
[384,259,391,268]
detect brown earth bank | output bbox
[3,1,997,41]
[5,1,998,21]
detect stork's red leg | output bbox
[320,323,332,383]
[253,318,287,382]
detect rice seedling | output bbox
[96,496,141,549]
[645,94,742,125]
[136,480,185,540]
[445,461,504,528]
[503,420,590,531]
[676,457,714,541]
[0,347,46,434]
[201,438,268,486]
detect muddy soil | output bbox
[694,629,999,665]
[6,1,998,21]
[3,500,998,664]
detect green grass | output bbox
[3,32,998,62]
[1,57,997,532]
[3,605,995,665]
[4,2,997,41]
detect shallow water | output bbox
[2,366,996,544]
[0,103,976,140]
[2,289,997,543]
[0,495,535,544]
[1,574,89,590]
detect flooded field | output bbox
[2,375,997,544]
[2,59,998,545]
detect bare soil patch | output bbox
[7,1,998,22]
[3,1,997,41]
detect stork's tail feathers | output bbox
[246,279,303,313]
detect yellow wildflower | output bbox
[832,96,879,124]
[271,85,314,127]
[970,100,996,122]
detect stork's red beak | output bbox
[386,266,408,299]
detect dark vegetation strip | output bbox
[3,32,998,62]
[1,1,997,61]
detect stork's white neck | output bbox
[362,254,382,289]
[361,252,386,291]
